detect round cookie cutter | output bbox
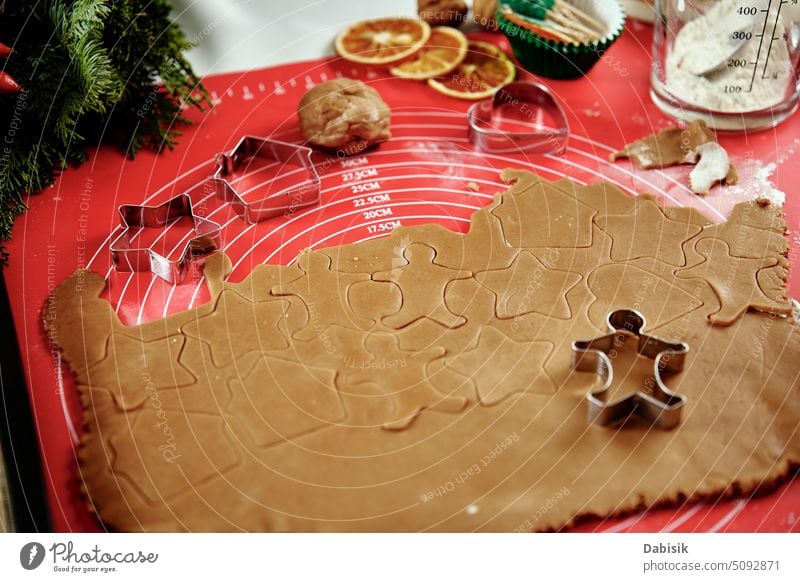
[467,81,569,154]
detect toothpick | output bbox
[556,0,605,36]
[547,8,602,41]
[502,6,581,44]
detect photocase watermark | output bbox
[421,432,520,502]
[748,310,780,362]
[513,486,571,532]
[19,542,46,570]
[20,540,158,573]
[144,373,181,463]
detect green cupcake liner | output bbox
[506,0,552,20]
[497,3,626,80]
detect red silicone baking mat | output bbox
[3,23,799,532]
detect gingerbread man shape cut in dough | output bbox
[372,243,472,330]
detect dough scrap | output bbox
[610,120,716,168]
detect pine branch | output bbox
[0,0,210,262]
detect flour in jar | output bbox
[666,0,794,112]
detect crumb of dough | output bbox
[725,163,739,186]
[472,0,498,30]
[466,182,480,192]
[298,78,391,154]
[418,0,468,27]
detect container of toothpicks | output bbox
[497,0,626,79]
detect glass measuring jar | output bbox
[651,0,800,130]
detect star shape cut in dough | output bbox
[445,327,556,405]
[475,251,581,319]
[181,290,290,368]
[596,198,702,266]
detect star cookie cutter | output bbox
[467,81,569,154]
[571,309,689,430]
[212,135,321,224]
[110,193,221,284]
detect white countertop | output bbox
[172,0,421,75]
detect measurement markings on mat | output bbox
[341,168,379,182]
[351,181,381,194]
[362,207,393,220]
[352,193,391,207]
[366,220,402,234]
[340,156,369,168]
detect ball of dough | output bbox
[472,0,498,31]
[298,78,391,154]
[418,0,468,27]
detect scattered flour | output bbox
[725,159,786,206]
[666,0,793,112]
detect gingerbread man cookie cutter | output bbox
[212,135,321,224]
[110,193,222,284]
[467,81,569,154]
[571,309,689,430]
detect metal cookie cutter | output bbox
[110,193,221,284]
[213,135,321,224]
[570,309,689,430]
[467,81,569,154]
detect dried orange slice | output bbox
[335,18,431,65]
[428,41,516,100]
[389,26,468,80]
